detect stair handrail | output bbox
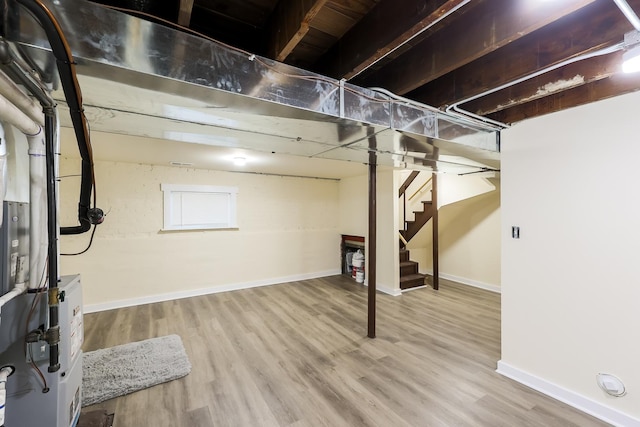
[408,176,433,201]
[399,232,408,247]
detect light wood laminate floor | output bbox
[81,275,608,427]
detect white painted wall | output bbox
[338,174,368,238]
[59,158,341,309]
[406,176,501,290]
[439,174,496,208]
[500,91,640,424]
[376,170,399,294]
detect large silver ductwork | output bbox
[13,0,500,174]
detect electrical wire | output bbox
[28,346,48,392]
[24,258,49,393]
[60,224,97,256]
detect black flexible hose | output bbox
[14,0,98,372]
[15,0,95,235]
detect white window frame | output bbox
[161,184,238,231]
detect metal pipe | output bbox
[447,42,625,127]
[613,0,640,31]
[431,173,439,290]
[367,129,377,339]
[44,109,60,372]
[0,69,44,126]
[0,41,55,109]
[27,127,47,290]
[348,0,472,80]
[54,110,60,280]
[0,124,6,228]
[369,86,504,131]
[0,92,40,135]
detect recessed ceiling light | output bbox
[233,157,247,166]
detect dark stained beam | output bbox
[355,0,597,95]
[314,0,470,80]
[178,0,195,27]
[268,0,329,62]
[409,0,638,109]
[465,51,623,116]
[489,74,640,124]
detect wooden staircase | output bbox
[401,200,434,243]
[398,172,437,291]
[399,249,426,290]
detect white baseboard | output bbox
[84,269,341,313]
[401,285,429,293]
[496,361,640,427]
[362,280,402,296]
[422,270,501,294]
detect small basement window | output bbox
[161,184,238,231]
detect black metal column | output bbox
[367,133,377,338]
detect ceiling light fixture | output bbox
[622,44,640,73]
[233,157,247,166]
[622,29,640,73]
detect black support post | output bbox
[367,132,377,338]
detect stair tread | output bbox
[400,273,426,290]
[400,273,426,282]
[400,261,418,266]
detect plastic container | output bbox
[352,250,364,268]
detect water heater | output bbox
[0,273,84,426]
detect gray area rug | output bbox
[82,334,191,407]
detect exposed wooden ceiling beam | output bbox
[313,0,470,80]
[489,74,640,124]
[268,0,329,62]
[355,0,597,95]
[408,0,637,109]
[178,0,195,27]
[465,51,623,116]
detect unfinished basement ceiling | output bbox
[15,0,640,179]
[13,0,501,177]
[89,0,640,123]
